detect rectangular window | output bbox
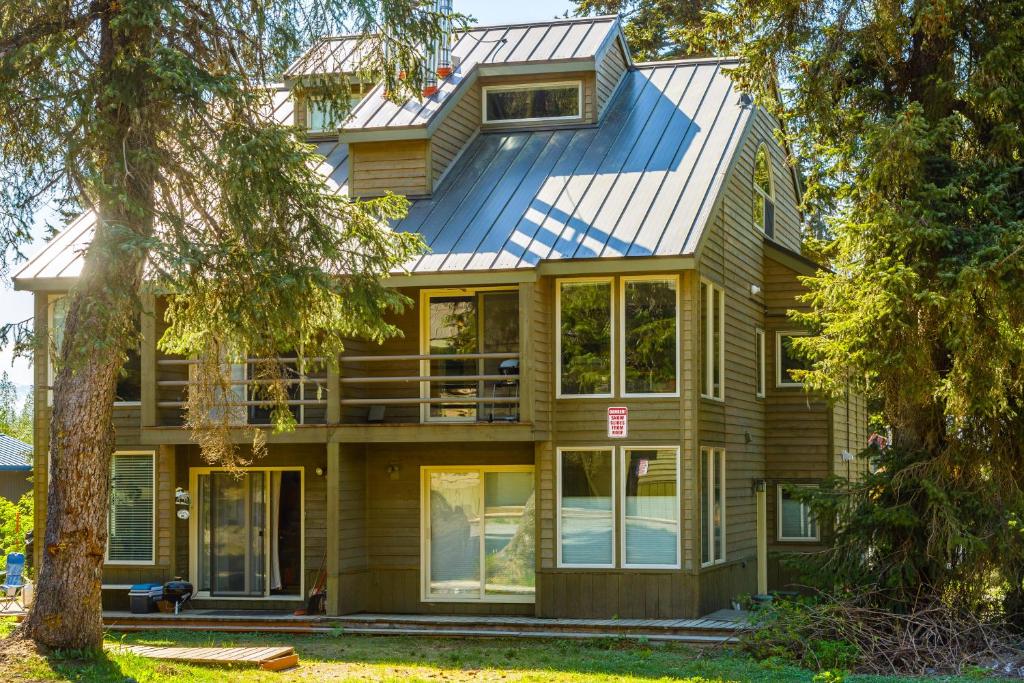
[622,277,678,396]
[557,279,613,397]
[755,328,765,398]
[306,89,366,132]
[422,289,519,422]
[483,82,582,124]
[422,466,535,602]
[622,447,679,568]
[776,331,810,387]
[557,449,614,567]
[778,485,819,542]
[107,452,155,564]
[700,447,726,566]
[701,281,725,400]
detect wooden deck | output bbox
[113,644,298,671]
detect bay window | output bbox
[557,279,613,397]
[700,446,726,566]
[621,277,678,396]
[422,466,535,602]
[557,448,614,567]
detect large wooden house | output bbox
[15,15,867,618]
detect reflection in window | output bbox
[779,485,819,541]
[558,449,613,567]
[623,278,677,395]
[426,290,519,421]
[623,448,678,567]
[425,467,535,600]
[484,83,581,123]
[753,144,775,237]
[777,332,810,386]
[700,447,726,566]
[558,280,612,396]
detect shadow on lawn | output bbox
[39,648,137,683]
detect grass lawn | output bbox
[0,618,1001,682]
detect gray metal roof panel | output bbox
[0,435,31,471]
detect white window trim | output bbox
[777,484,820,543]
[755,328,766,398]
[700,446,727,568]
[105,450,156,566]
[46,294,67,406]
[700,279,725,401]
[419,287,519,423]
[188,466,306,601]
[776,330,809,388]
[619,275,680,398]
[481,80,584,124]
[420,464,536,603]
[753,143,775,234]
[555,277,615,399]
[556,447,616,569]
[620,445,681,569]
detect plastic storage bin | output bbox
[128,583,163,614]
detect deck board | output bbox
[116,644,297,670]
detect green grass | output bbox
[0,618,1002,682]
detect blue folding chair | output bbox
[0,552,25,613]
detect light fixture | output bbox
[315,466,325,477]
[750,284,762,297]
[386,463,401,480]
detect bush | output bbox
[0,491,32,556]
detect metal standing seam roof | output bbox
[0,435,31,471]
[13,52,752,284]
[284,35,370,79]
[342,16,621,132]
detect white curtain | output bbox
[270,471,282,591]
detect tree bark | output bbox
[23,5,153,650]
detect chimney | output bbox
[422,0,453,97]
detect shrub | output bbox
[0,491,32,556]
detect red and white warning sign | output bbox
[607,406,628,438]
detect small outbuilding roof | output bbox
[0,435,31,471]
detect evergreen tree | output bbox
[571,0,708,60]
[1,0,453,649]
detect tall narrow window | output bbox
[622,277,678,396]
[558,449,614,567]
[778,485,819,541]
[753,144,775,237]
[558,279,613,397]
[755,328,765,398]
[701,281,725,400]
[107,452,155,564]
[423,290,519,421]
[700,447,726,566]
[622,447,679,568]
[422,466,535,601]
[776,331,811,387]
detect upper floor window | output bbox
[482,81,582,124]
[621,276,678,397]
[754,328,765,398]
[306,84,369,132]
[776,331,811,388]
[700,281,725,400]
[752,144,775,238]
[557,279,613,398]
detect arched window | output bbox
[752,144,775,237]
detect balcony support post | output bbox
[518,283,534,424]
[140,290,157,427]
[327,356,341,425]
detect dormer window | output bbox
[306,84,371,132]
[753,144,775,238]
[482,81,582,124]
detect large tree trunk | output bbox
[22,7,153,650]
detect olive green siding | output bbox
[595,38,628,117]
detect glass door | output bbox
[198,472,266,597]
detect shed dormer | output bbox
[333,16,631,198]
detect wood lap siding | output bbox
[595,40,628,118]
[430,84,481,186]
[350,140,430,197]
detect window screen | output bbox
[108,453,154,563]
[484,84,581,122]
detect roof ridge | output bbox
[634,56,742,68]
[460,15,618,33]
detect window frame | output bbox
[419,287,520,423]
[420,464,536,603]
[555,277,615,399]
[700,279,726,401]
[755,328,766,398]
[752,143,775,234]
[700,446,727,568]
[105,450,156,566]
[481,80,584,125]
[556,446,616,569]
[619,275,680,398]
[777,484,820,543]
[776,330,809,388]
[619,445,681,569]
